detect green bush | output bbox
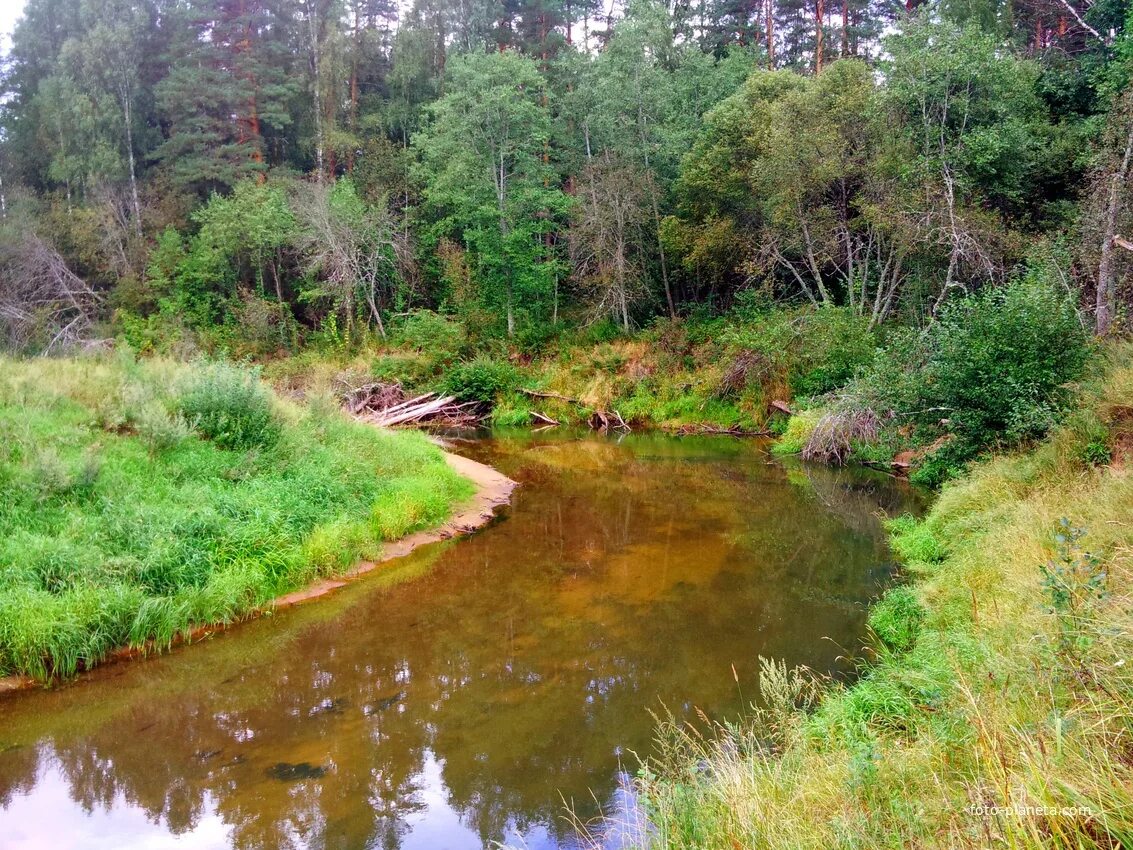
[442,357,521,404]
[176,362,281,451]
[921,277,1088,460]
[842,277,1089,483]
[787,307,878,397]
[394,310,466,363]
[720,306,877,401]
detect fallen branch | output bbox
[519,388,628,432]
[672,423,771,436]
[520,388,583,405]
[342,381,485,428]
[371,394,458,427]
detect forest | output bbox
[1,0,1132,487]
[0,0,1127,343]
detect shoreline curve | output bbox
[0,448,517,696]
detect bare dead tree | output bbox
[91,183,147,280]
[0,230,99,354]
[290,180,400,338]
[569,156,652,331]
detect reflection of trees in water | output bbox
[0,744,39,808]
[0,436,921,850]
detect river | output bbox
[0,431,922,850]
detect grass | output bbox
[0,353,474,682]
[618,344,1133,849]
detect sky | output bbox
[0,0,23,52]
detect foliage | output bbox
[413,50,569,337]
[393,309,468,366]
[921,277,1089,457]
[441,356,521,404]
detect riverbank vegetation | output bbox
[0,356,472,681]
[621,345,1133,849]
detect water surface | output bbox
[0,432,922,850]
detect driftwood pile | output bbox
[519,388,630,432]
[343,381,485,428]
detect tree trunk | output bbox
[1098,116,1133,335]
[635,86,676,319]
[306,0,325,182]
[121,85,142,238]
[766,0,775,67]
[841,0,849,56]
[348,1,359,173]
[815,0,824,73]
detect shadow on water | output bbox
[0,431,924,850]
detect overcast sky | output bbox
[0,0,23,52]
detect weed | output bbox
[176,361,281,451]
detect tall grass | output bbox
[622,345,1133,849]
[0,354,473,681]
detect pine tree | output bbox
[153,0,298,193]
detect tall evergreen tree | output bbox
[153,0,297,193]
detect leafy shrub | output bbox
[371,352,436,388]
[843,277,1088,483]
[787,307,877,397]
[720,306,877,403]
[134,401,194,453]
[909,439,972,489]
[394,310,466,363]
[177,362,281,451]
[229,291,295,357]
[921,277,1088,457]
[441,357,520,404]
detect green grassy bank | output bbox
[626,348,1133,849]
[0,355,473,682]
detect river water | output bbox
[0,431,922,850]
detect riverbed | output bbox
[0,431,922,850]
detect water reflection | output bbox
[0,432,922,850]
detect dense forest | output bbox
[1,0,1130,348]
[2,0,1133,484]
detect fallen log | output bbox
[370,391,436,419]
[530,410,560,426]
[373,394,459,427]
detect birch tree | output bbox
[414,50,567,336]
